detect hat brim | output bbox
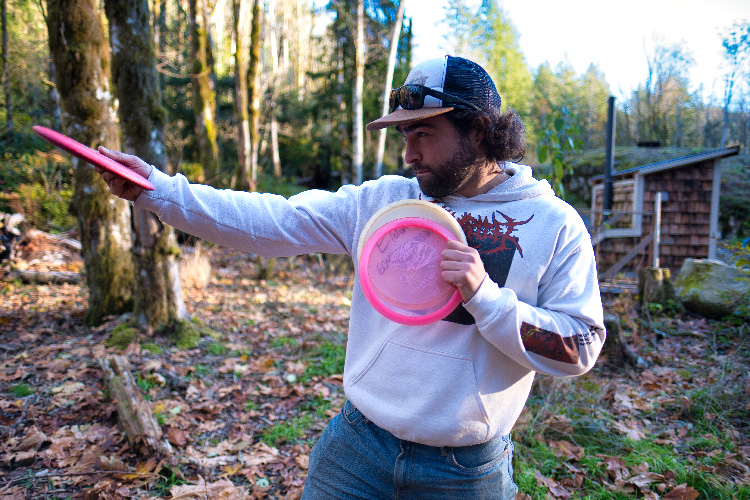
[365,106,455,131]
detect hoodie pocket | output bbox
[349,339,491,445]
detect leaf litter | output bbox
[1,245,749,499]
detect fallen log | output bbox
[101,355,173,460]
[5,269,82,284]
[601,314,648,367]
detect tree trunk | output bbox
[271,113,281,178]
[352,0,364,186]
[243,0,262,192]
[48,60,62,131]
[45,0,135,326]
[154,0,167,92]
[268,0,281,179]
[233,0,251,190]
[189,0,220,184]
[374,0,406,179]
[1,0,12,141]
[105,0,189,333]
[296,1,311,102]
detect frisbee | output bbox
[33,125,155,191]
[358,216,464,326]
[357,199,465,263]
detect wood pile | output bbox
[1,213,83,284]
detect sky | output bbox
[405,0,750,102]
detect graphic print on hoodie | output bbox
[442,207,533,325]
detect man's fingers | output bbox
[98,145,130,163]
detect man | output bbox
[97,55,605,499]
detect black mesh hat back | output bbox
[365,55,503,130]
[443,56,502,112]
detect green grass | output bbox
[260,414,315,447]
[512,371,749,500]
[301,339,345,382]
[271,336,299,351]
[300,395,332,419]
[206,341,227,356]
[10,383,35,397]
[141,342,163,354]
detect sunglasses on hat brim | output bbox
[389,84,481,113]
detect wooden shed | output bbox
[590,146,740,279]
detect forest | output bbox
[1,0,749,499]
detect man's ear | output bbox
[471,115,490,147]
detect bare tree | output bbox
[638,38,693,145]
[352,0,364,185]
[44,0,135,326]
[720,22,750,147]
[267,0,282,178]
[374,0,406,179]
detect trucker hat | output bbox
[366,55,502,130]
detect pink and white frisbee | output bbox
[33,125,155,191]
[358,201,467,326]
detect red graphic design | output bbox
[422,200,535,325]
[439,204,533,257]
[520,322,580,365]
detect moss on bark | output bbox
[45,0,135,326]
[188,0,219,183]
[105,0,189,335]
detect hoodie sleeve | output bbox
[134,168,359,257]
[462,212,606,377]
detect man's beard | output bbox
[413,136,479,198]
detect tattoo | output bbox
[520,322,579,364]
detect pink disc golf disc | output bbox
[359,217,462,326]
[33,125,155,191]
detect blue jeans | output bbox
[302,400,518,499]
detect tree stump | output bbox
[638,267,675,308]
[101,356,172,459]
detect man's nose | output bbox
[403,138,421,165]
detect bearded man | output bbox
[97,55,606,499]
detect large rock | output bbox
[674,258,749,319]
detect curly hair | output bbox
[444,107,526,163]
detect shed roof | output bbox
[591,146,741,182]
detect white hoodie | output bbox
[135,163,605,447]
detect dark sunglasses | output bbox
[389,84,481,113]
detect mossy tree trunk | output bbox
[188,0,220,184]
[233,0,251,190]
[242,0,262,192]
[45,0,135,326]
[104,0,189,333]
[2,0,12,142]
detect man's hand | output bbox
[440,240,487,303]
[95,147,154,202]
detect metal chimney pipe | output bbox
[603,96,616,222]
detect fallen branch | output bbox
[5,270,82,284]
[101,356,173,460]
[0,470,162,489]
